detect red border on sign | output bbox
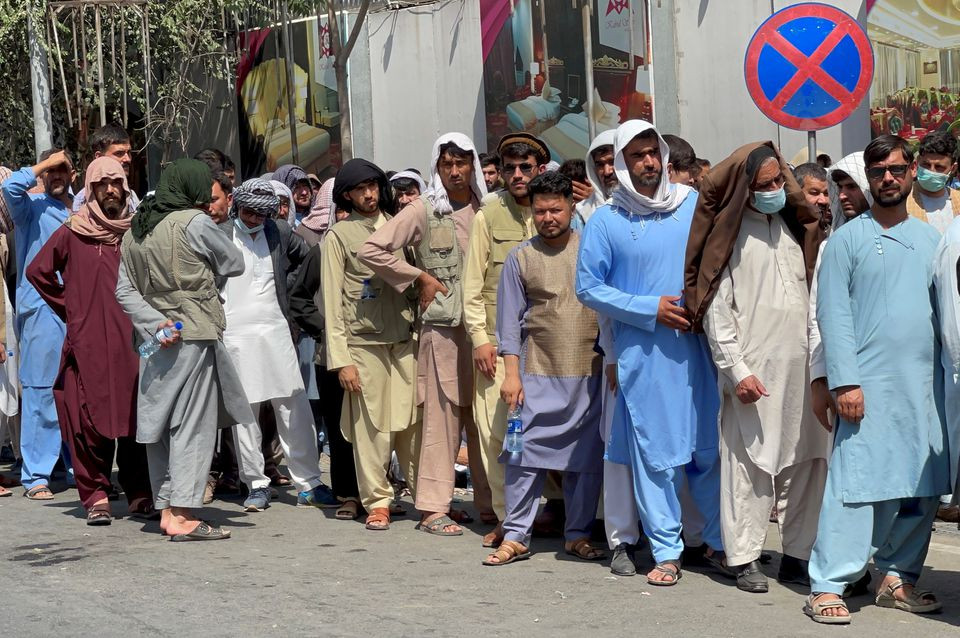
[744,2,874,131]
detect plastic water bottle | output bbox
[139,322,183,359]
[506,404,523,453]
[361,279,377,300]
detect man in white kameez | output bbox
[693,143,830,592]
[219,179,337,513]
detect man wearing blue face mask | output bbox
[218,178,336,514]
[687,142,829,593]
[907,131,959,234]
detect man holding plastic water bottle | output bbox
[482,172,605,566]
[115,159,252,541]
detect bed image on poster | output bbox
[867,0,960,144]
[236,17,342,180]
[480,0,652,161]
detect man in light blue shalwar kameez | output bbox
[576,120,722,586]
[1,151,71,497]
[805,135,950,624]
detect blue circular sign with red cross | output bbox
[744,3,874,131]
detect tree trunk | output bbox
[327,0,370,163]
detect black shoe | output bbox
[682,543,708,567]
[736,560,769,593]
[777,554,810,586]
[842,571,872,598]
[610,543,637,577]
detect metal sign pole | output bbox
[808,130,816,164]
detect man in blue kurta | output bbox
[805,135,950,624]
[0,150,72,498]
[482,171,605,567]
[576,120,722,586]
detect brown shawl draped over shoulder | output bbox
[683,140,824,332]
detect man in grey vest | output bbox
[115,159,252,541]
[359,133,493,536]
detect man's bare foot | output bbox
[483,522,504,547]
[811,593,849,618]
[162,507,202,536]
[876,574,938,606]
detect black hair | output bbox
[193,148,228,173]
[437,142,473,161]
[918,130,957,159]
[558,159,587,184]
[479,152,501,170]
[385,170,397,180]
[662,134,699,173]
[404,167,422,176]
[392,177,420,193]
[212,169,233,194]
[864,134,915,167]
[793,162,828,187]
[589,144,614,163]
[816,153,832,168]
[89,124,130,154]
[528,171,573,200]
[696,158,711,169]
[500,142,539,162]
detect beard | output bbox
[634,172,660,189]
[98,195,125,219]
[873,184,909,207]
[355,199,379,214]
[47,181,67,196]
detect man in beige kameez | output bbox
[698,144,830,592]
[321,159,419,531]
[359,133,493,536]
[463,133,549,546]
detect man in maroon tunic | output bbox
[26,156,152,525]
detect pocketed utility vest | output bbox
[906,186,960,225]
[480,192,532,345]
[414,197,463,327]
[327,212,414,343]
[120,209,226,341]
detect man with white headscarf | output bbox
[685,141,829,593]
[574,130,618,228]
[576,120,723,586]
[390,170,428,210]
[359,133,493,536]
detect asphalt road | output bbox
[2,459,959,638]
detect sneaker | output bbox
[610,543,636,577]
[243,487,271,512]
[297,483,339,508]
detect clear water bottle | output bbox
[139,322,183,359]
[505,404,523,453]
[361,279,377,300]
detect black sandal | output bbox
[86,507,112,526]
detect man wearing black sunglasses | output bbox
[805,134,947,624]
[462,132,549,547]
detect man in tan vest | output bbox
[906,131,960,234]
[462,133,549,546]
[360,133,492,537]
[115,159,253,541]
[320,159,420,532]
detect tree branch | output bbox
[340,0,370,61]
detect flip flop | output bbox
[416,514,463,536]
[169,521,231,542]
[0,485,11,497]
[23,485,54,500]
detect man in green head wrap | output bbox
[115,158,254,541]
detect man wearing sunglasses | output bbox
[462,132,549,547]
[806,135,948,624]
[906,131,959,235]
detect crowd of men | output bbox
[1,118,960,626]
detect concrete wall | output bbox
[351,0,486,174]
[654,0,871,165]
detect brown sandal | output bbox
[86,505,112,526]
[336,498,360,520]
[564,538,606,561]
[482,540,530,566]
[365,507,390,531]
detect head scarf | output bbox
[260,172,274,181]
[332,159,392,214]
[300,177,336,233]
[0,166,13,234]
[307,173,323,190]
[390,170,428,194]
[683,141,823,331]
[273,164,309,191]
[270,180,293,204]
[425,133,487,214]
[66,156,132,245]
[827,152,872,231]
[131,158,212,240]
[229,178,280,220]
[611,120,692,214]
[579,130,617,223]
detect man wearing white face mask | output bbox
[906,131,959,234]
[685,143,830,593]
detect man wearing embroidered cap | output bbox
[360,133,493,536]
[462,132,549,547]
[26,157,153,525]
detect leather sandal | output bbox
[365,507,390,531]
[482,540,530,566]
[647,560,682,586]
[564,538,606,561]
[875,578,942,614]
[736,560,769,593]
[86,505,112,526]
[416,514,463,536]
[804,593,851,624]
[24,485,54,500]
